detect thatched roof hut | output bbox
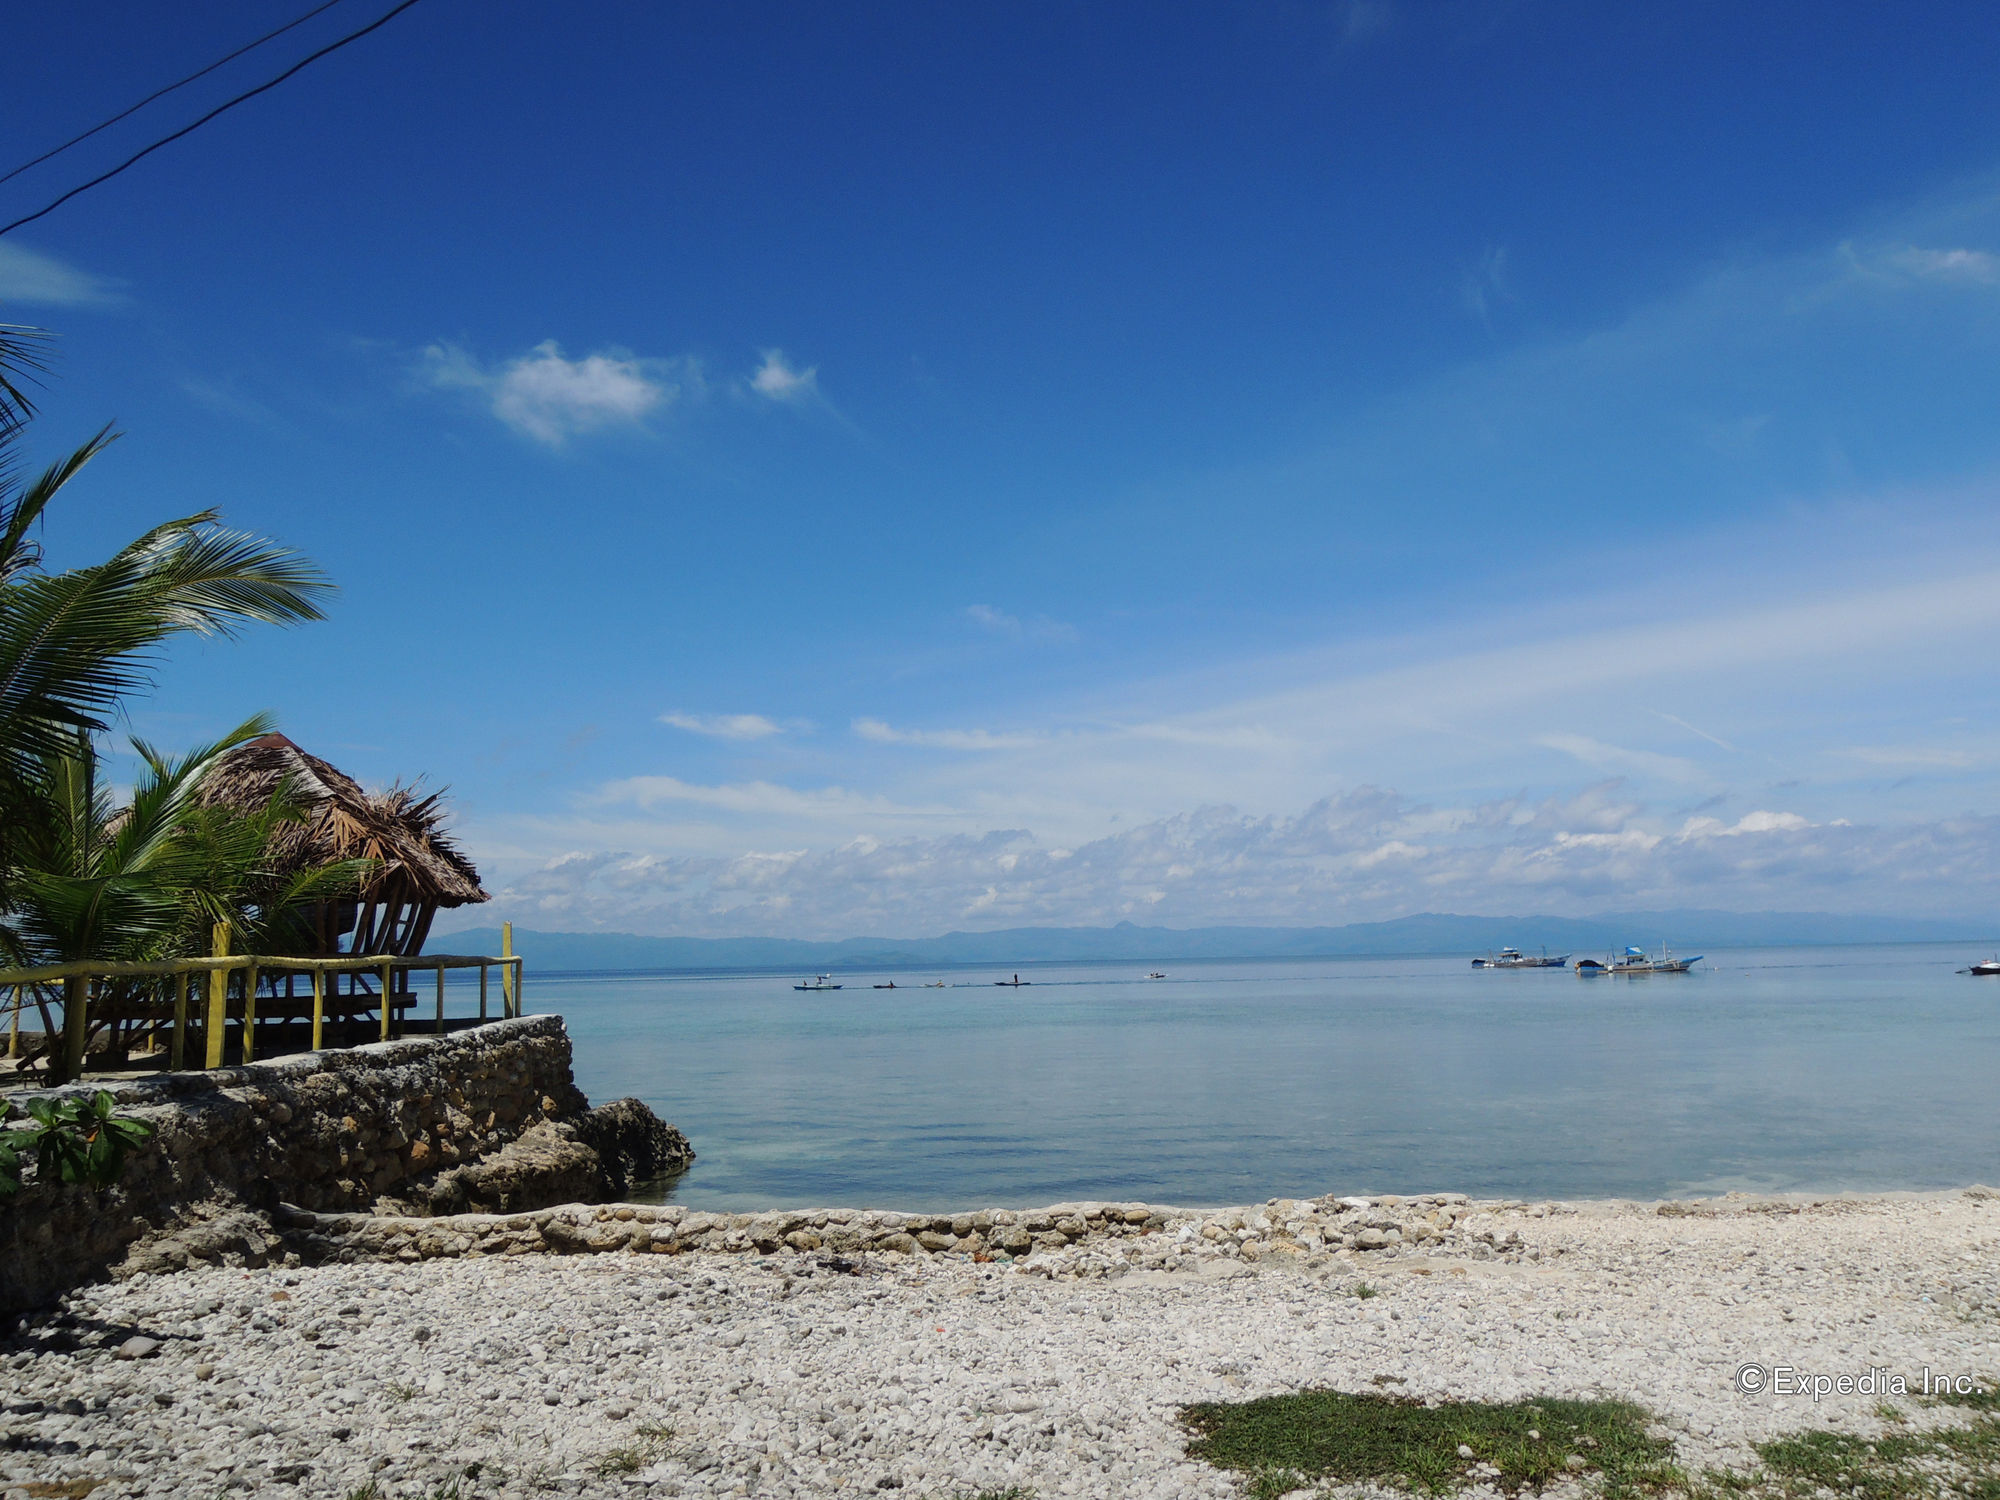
[198,733,487,956]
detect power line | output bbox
[0,0,356,190]
[0,0,426,241]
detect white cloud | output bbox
[964,604,1078,644]
[661,712,784,740]
[853,717,1045,751]
[1835,746,1981,770]
[0,243,127,307]
[420,340,680,444]
[592,775,953,820]
[1537,733,1704,784]
[1888,246,2000,284]
[1682,810,1813,838]
[749,349,817,401]
[484,783,2000,937]
[1459,244,1512,325]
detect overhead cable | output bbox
[0,0,425,241]
[0,0,355,190]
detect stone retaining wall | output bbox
[0,1016,691,1312]
[269,1191,1556,1280]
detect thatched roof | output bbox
[198,733,488,908]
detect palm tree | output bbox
[7,715,374,1073]
[0,321,340,1076]
[0,321,331,883]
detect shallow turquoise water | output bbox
[522,944,2000,1209]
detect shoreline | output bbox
[6,1186,1997,1499]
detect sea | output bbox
[520,943,2000,1211]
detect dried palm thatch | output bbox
[196,733,486,955]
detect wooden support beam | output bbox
[311,969,325,1053]
[242,964,260,1063]
[204,923,232,1069]
[170,973,188,1071]
[501,922,514,1017]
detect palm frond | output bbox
[0,324,52,446]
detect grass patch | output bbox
[1726,1413,2000,1500]
[1180,1390,1678,1496]
[589,1421,682,1478]
[1351,1283,1380,1299]
[1751,1422,2000,1500]
[1932,1384,2000,1414]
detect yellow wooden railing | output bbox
[0,922,523,1078]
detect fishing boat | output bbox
[794,974,842,991]
[872,981,898,989]
[1965,958,2000,976]
[1472,947,1569,969]
[924,980,946,988]
[1605,945,1701,975]
[1576,958,1606,975]
[1146,971,1167,980]
[994,974,1031,987]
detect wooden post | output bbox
[435,962,445,1032]
[170,973,188,1071]
[379,961,394,1042]
[501,922,514,1018]
[311,969,325,1053]
[7,984,19,1059]
[241,963,259,1063]
[61,973,87,1080]
[478,963,488,1021]
[204,923,233,1069]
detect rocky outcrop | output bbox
[408,1100,692,1215]
[0,1016,692,1311]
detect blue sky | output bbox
[7,1,2000,936]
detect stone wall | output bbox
[0,1015,691,1312]
[264,1192,1551,1281]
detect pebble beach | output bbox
[5,1188,1997,1500]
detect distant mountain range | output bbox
[434,910,1997,973]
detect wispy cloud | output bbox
[420,340,680,444]
[965,603,1078,644]
[1835,745,1982,770]
[749,348,818,401]
[0,243,127,307]
[1888,246,2000,284]
[1458,244,1512,326]
[660,712,786,740]
[853,717,1044,751]
[593,775,953,820]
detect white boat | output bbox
[1965,958,2000,976]
[1605,945,1700,975]
[794,974,842,991]
[1472,947,1569,969]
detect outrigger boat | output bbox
[1601,945,1701,975]
[994,973,1031,987]
[1471,946,1569,969]
[794,974,842,991]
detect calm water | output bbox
[521,945,2000,1210]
